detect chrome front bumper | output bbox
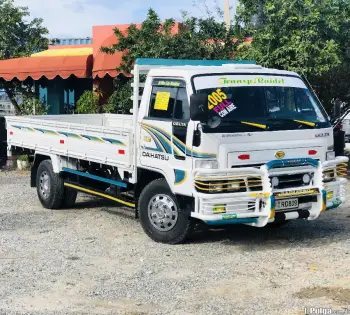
[191,157,348,226]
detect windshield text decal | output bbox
[218,76,285,85]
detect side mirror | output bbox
[334,100,342,118]
[190,93,208,123]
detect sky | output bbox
[13,0,235,38]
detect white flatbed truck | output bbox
[5,58,349,244]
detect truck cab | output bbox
[133,59,348,241]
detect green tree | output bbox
[236,0,347,75]
[100,8,244,113]
[0,0,49,114]
[101,9,241,74]
[236,0,350,112]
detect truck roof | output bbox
[135,58,301,79]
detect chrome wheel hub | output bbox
[148,194,178,232]
[39,171,51,199]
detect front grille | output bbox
[248,176,263,191]
[232,164,263,169]
[269,173,311,189]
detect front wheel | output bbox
[138,178,193,244]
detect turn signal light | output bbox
[238,154,250,160]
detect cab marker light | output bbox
[308,150,317,156]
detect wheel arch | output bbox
[31,153,60,187]
[135,167,169,201]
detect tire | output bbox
[138,178,193,244]
[36,160,64,209]
[61,187,77,208]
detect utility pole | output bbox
[224,0,231,31]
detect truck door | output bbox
[140,78,192,194]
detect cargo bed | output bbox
[5,114,134,170]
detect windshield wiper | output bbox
[225,120,267,130]
[267,118,316,128]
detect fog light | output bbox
[271,177,279,188]
[302,174,311,184]
[323,171,334,181]
[326,191,334,200]
[229,183,240,191]
[213,204,226,214]
[209,184,223,193]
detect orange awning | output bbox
[92,25,131,79]
[93,49,125,78]
[0,54,93,81]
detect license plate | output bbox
[276,198,298,210]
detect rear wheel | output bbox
[36,160,64,209]
[138,178,193,244]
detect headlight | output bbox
[195,160,219,169]
[229,183,240,191]
[323,170,335,181]
[209,183,223,193]
[326,151,336,161]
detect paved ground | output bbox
[0,170,349,315]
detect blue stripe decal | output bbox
[174,169,186,185]
[147,128,173,154]
[142,127,166,153]
[61,168,127,188]
[266,158,319,170]
[147,131,165,152]
[101,138,125,146]
[326,199,342,211]
[141,123,216,158]
[205,218,259,225]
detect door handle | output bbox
[174,155,185,160]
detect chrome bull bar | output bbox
[191,157,348,227]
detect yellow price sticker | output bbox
[154,92,170,111]
[208,88,228,110]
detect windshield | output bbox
[192,74,331,132]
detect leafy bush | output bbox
[106,79,133,114]
[19,95,49,115]
[75,91,100,114]
[17,155,28,162]
[76,90,119,114]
